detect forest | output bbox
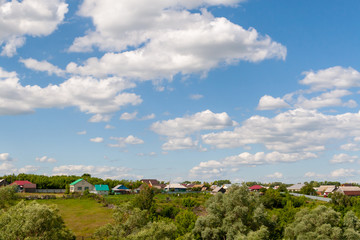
[1,175,360,239]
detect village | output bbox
[2,177,360,198]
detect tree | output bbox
[175,210,197,236]
[299,183,317,195]
[284,205,342,240]
[0,201,75,240]
[193,184,270,239]
[212,180,231,186]
[133,184,155,211]
[0,185,18,209]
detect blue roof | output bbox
[70,179,83,185]
[95,184,109,191]
[113,184,129,190]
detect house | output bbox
[287,183,305,192]
[112,184,131,194]
[93,184,109,195]
[141,179,165,189]
[336,186,360,196]
[212,186,226,194]
[0,179,8,187]
[164,183,187,192]
[316,185,336,196]
[10,180,36,193]
[69,179,94,193]
[249,185,264,191]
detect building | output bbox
[0,179,8,187]
[93,184,109,195]
[287,183,305,192]
[141,179,165,189]
[10,180,36,193]
[336,186,360,196]
[212,186,226,194]
[69,179,94,193]
[249,185,264,191]
[164,183,187,192]
[316,185,336,196]
[112,184,131,194]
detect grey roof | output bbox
[287,183,305,190]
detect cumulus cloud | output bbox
[330,168,357,178]
[190,151,316,177]
[296,89,355,109]
[18,165,39,174]
[202,108,360,153]
[20,58,66,77]
[0,153,13,161]
[90,137,104,143]
[120,111,138,120]
[67,0,286,80]
[0,67,142,116]
[105,124,115,129]
[330,153,357,164]
[52,164,141,179]
[0,0,68,56]
[141,113,155,120]
[77,130,87,135]
[151,109,237,138]
[109,135,144,148]
[89,114,112,123]
[162,137,203,151]
[257,95,289,110]
[36,156,57,163]
[300,66,360,92]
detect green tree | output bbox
[193,184,270,239]
[175,210,197,236]
[284,205,342,240]
[299,183,317,196]
[133,184,155,211]
[212,180,231,186]
[0,185,18,209]
[0,201,75,240]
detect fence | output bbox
[35,189,66,193]
[289,192,332,202]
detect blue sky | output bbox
[1,0,360,183]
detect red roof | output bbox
[10,180,33,186]
[249,185,263,190]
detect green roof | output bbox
[95,184,109,191]
[70,179,83,185]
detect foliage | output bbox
[159,205,180,219]
[262,188,284,209]
[284,205,342,240]
[133,184,155,212]
[182,197,198,208]
[0,201,75,240]
[175,210,197,237]
[299,183,317,196]
[0,185,18,209]
[193,184,270,239]
[212,180,231,186]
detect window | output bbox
[77,187,82,191]
[85,187,89,190]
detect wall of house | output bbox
[71,180,94,192]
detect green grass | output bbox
[36,198,114,238]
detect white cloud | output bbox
[162,137,200,151]
[20,58,66,77]
[77,130,87,135]
[300,66,360,92]
[105,124,115,129]
[151,109,237,138]
[141,113,155,120]
[304,172,325,178]
[0,68,142,116]
[109,135,144,148]
[120,111,137,120]
[266,172,283,179]
[52,164,141,179]
[190,151,316,177]
[257,95,289,110]
[89,114,112,123]
[296,89,354,109]
[330,153,357,164]
[0,153,13,161]
[90,137,104,143]
[0,162,16,174]
[189,94,204,100]
[67,0,285,80]
[36,156,57,163]
[0,0,68,56]
[202,108,360,153]
[18,165,39,174]
[330,168,356,178]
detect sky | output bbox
[1,0,360,184]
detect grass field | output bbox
[36,198,114,238]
